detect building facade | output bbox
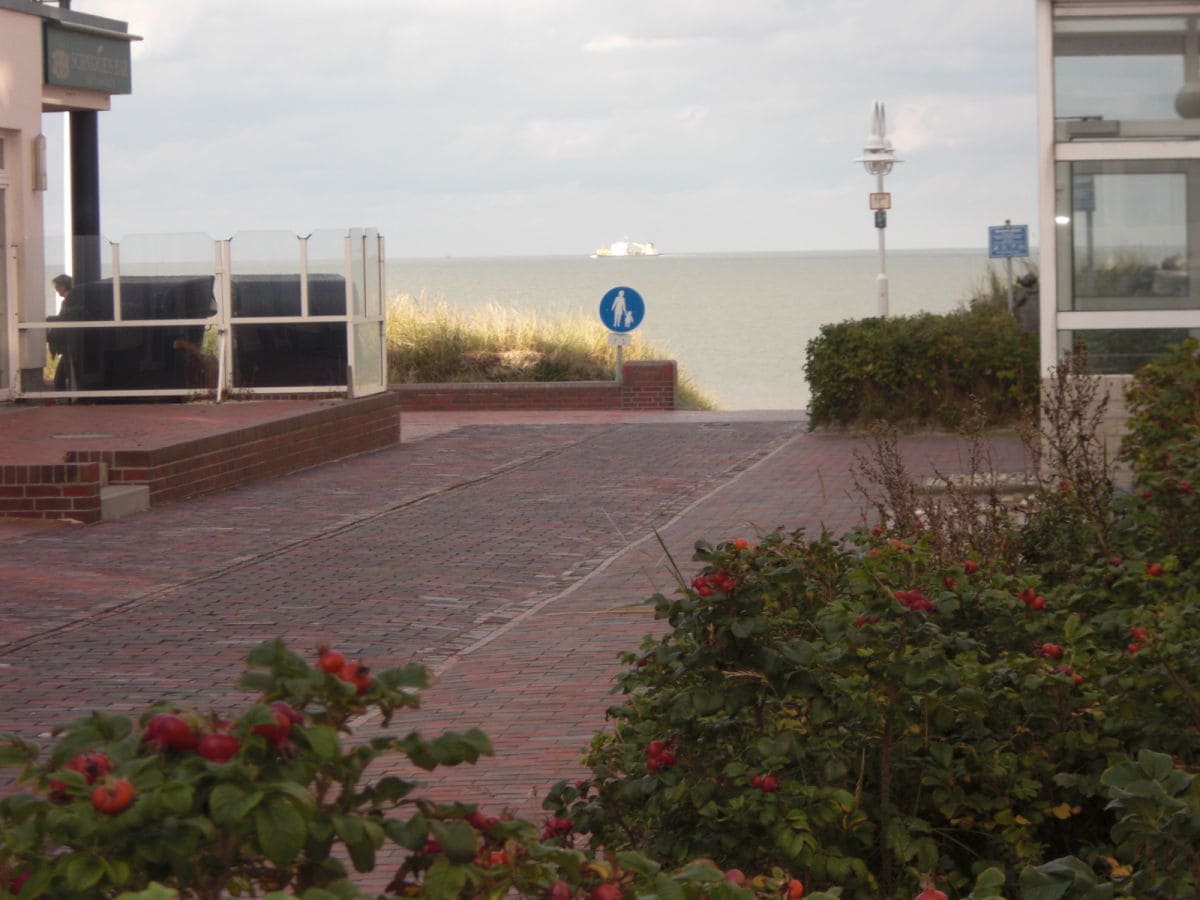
[1036,0,1200,383]
[0,0,134,397]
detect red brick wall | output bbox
[392,361,677,412]
[72,393,401,507]
[0,462,104,524]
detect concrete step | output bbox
[100,484,150,521]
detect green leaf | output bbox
[422,858,468,900]
[300,724,341,762]
[653,875,687,900]
[385,811,428,849]
[616,850,662,876]
[157,781,194,816]
[255,797,306,867]
[428,820,478,864]
[209,784,263,829]
[66,853,106,893]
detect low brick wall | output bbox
[392,361,677,412]
[70,392,401,508]
[0,462,104,524]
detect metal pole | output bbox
[615,344,624,383]
[876,171,889,317]
[1004,219,1015,313]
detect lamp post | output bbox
[854,101,901,317]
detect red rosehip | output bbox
[963,560,979,574]
[143,713,199,752]
[197,732,240,763]
[915,890,948,900]
[253,702,301,746]
[589,885,623,900]
[65,750,113,785]
[336,661,373,695]
[91,778,135,815]
[317,646,346,674]
[786,879,805,899]
[724,868,747,886]
[1039,643,1064,660]
[1146,562,1164,577]
[942,576,956,589]
[732,538,750,550]
[759,773,779,793]
[544,881,572,900]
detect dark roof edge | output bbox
[0,0,130,35]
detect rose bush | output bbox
[0,642,832,899]
[547,524,1199,898]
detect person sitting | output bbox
[48,274,73,390]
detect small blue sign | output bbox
[988,224,1029,259]
[599,286,645,333]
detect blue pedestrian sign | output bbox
[988,224,1029,259]
[599,286,645,333]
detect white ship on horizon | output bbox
[591,238,662,258]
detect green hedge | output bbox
[804,301,1038,429]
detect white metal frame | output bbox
[1037,0,1200,375]
[12,229,387,402]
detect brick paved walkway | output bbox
[0,410,1029,848]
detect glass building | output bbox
[1037,0,1200,375]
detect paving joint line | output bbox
[0,424,630,656]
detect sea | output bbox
[385,249,1012,411]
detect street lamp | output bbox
[854,101,901,317]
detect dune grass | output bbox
[384,293,717,410]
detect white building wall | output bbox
[0,7,48,392]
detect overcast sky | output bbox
[47,0,1038,258]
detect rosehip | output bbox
[337,662,373,695]
[91,778,135,815]
[786,879,805,899]
[1146,562,1164,577]
[759,773,779,792]
[317,646,346,674]
[1039,643,1064,660]
[963,560,979,574]
[589,885,623,900]
[197,732,241,763]
[544,881,572,900]
[724,868,747,885]
[915,890,948,900]
[253,702,301,746]
[65,750,113,785]
[143,713,199,752]
[732,538,750,550]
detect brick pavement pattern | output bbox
[0,410,1028,872]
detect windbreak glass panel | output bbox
[307,230,350,317]
[1056,161,1196,312]
[353,321,383,392]
[229,230,304,318]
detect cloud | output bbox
[60,0,1038,255]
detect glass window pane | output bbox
[1053,15,1200,139]
[1056,161,1196,312]
[1060,328,1194,374]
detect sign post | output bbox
[599,286,645,383]
[987,221,1030,313]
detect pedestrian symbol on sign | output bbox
[599,286,645,333]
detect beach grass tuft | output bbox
[385,293,716,409]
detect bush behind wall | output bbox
[804,299,1038,429]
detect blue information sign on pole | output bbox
[988,224,1029,259]
[599,286,645,333]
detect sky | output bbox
[45,0,1039,258]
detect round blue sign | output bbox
[599,286,645,333]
